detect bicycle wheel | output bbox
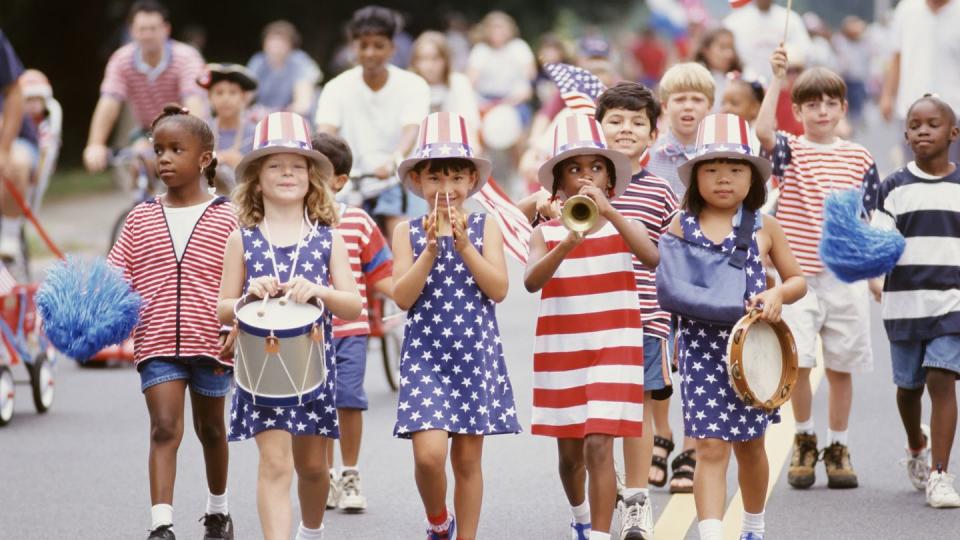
[380,299,404,391]
[108,205,135,253]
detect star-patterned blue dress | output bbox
[393,213,522,438]
[676,209,780,442]
[228,223,339,441]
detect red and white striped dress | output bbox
[532,220,645,438]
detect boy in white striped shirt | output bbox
[870,95,960,508]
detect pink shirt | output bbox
[100,40,206,129]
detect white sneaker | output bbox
[326,471,340,509]
[618,492,654,540]
[900,424,931,490]
[926,471,960,508]
[338,469,367,513]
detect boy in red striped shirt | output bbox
[311,133,393,514]
[757,46,881,492]
[597,81,679,540]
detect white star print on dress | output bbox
[393,213,521,438]
[676,210,780,442]
[228,224,340,442]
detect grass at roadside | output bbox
[44,168,115,201]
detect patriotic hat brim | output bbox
[537,146,633,199]
[676,113,772,187]
[397,111,492,200]
[234,112,333,182]
[677,149,771,187]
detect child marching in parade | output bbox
[660,112,806,540]
[392,111,521,540]
[757,46,881,491]
[871,94,960,508]
[311,132,394,513]
[108,104,237,540]
[597,81,679,539]
[525,113,659,540]
[217,112,362,540]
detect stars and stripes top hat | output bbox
[397,111,492,199]
[234,111,332,181]
[537,113,633,199]
[676,112,772,187]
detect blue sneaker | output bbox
[740,533,764,540]
[570,521,591,540]
[426,515,455,540]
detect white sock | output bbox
[571,500,591,524]
[0,216,23,238]
[795,418,815,435]
[150,504,173,529]
[295,522,324,540]
[697,518,723,540]
[828,429,848,446]
[622,487,650,499]
[743,511,765,534]
[588,532,611,540]
[206,490,228,515]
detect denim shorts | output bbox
[889,334,960,389]
[371,184,405,217]
[334,335,369,410]
[644,335,673,400]
[139,358,233,397]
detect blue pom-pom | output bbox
[820,189,905,283]
[36,256,141,361]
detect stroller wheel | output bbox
[0,365,15,426]
[29,353,54,413]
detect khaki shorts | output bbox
[781,271,873,373]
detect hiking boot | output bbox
[822,442,859,489]
[618,492,653,539]
[200,513,233,540]
[147,524,175,540]
[788,432,818,488]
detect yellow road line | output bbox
[653,355,825,539]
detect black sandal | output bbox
[669,448,696,494]
[649,435,675,487]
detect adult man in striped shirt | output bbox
[757,46,881,492]
[83,1,206,173]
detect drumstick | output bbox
[257,295,269,317]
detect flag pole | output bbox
[783,0,793,42]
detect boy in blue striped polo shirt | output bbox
[871,94,960,509]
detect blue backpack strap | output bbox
[728,208,756,269]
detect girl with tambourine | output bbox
[656,113,806,540]
[217,111,362,540]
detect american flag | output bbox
[545,63,607,116]
[476,178,532,265]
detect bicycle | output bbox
[107,146,158,252]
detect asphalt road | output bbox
[3,110,958,539]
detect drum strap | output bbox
[728,208,756,270]
[261,208,314,283]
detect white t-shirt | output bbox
[890,0,960,118]
[314,65,430,173]
[163,198,214,260]
[467,39,535,98]
[723,5,811,80]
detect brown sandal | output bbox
[669,449,696,494]
[649,435,674,487]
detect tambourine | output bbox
[726,310,799,412]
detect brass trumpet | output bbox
[561,194,599,233]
